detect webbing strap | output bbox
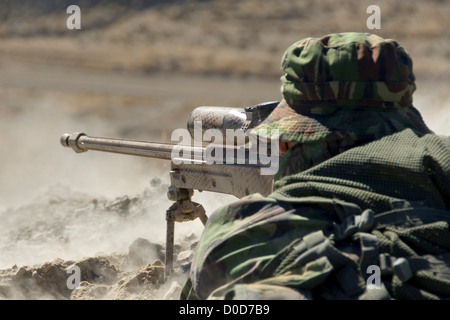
[355,232,379,277]
[334,209,375,241]
[373,206,450,230]
[359,282,392,300]
[408,253,450,281]
[276,230,356,276]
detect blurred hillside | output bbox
[0,0,448,79]
[0,0,448,208]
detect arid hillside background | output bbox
[0,0,448,299]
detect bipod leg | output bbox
[164,217,175,279]
[164,189,207,280]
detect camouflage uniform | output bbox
[181,33,450,300]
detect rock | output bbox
[176,250,193,265]
[75,256,120,284]
[70,281,109,300]
[14,266,32,279]
[113,260,165,298]
[136,260,165,285]
[163,281,182,300]
[127,238,164,268]
[106,195,132,214]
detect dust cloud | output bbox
[0,87,237,299]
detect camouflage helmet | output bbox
[252,32,431,144]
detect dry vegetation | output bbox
[0,0,448,79]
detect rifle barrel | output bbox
[60,132,205,161]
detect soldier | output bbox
[181,32,450,300]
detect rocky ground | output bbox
[0,178,203,300]
[0,240,193,300]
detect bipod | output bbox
[164,186,207,279]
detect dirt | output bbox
[0,179,205,300]
[0,243,192,300]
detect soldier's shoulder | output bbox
[208,193,278,223]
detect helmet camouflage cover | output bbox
[252,32,431,144]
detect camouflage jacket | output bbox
[181,129,450,300]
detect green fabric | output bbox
[272,129,450,213]
[181,195,339,300]
[251,100,431,144]
[181,32,449,300]
[280,33,415,107]
[251,32,431,144]
[181,130,450,300]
